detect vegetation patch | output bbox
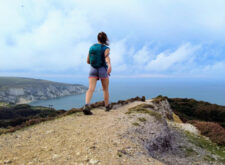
[126,104,162,121]
[204,155,216,162]
[168,97,225,147]
[173,113,183,123]
[168,98,225,128]
[117,149,128,157]
[0,104,66,134]
[138,117,147,123]
[64,108,82,115]
[0,102,8,107]
[132,122,140,126]
[148,111,162,121]
[126,104,154,114]
[185,131,225,163]
[189,120,225,146]
[152,95,168,104]
[182,146,198,157]
[117,151,123,157]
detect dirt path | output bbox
[0,100,163,165]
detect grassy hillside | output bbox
[0,77,82,90]
[0,104,65,134]
[168,97,225,128]
[167,97,225,146]
[0,102,8,106]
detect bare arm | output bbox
[87,54,90,64]
[105,48,111,74]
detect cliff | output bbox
[0,77,87,104]
[0,97,224,165]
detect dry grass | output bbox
[173,113,183,123]
[126,104,162,121]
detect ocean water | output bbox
[30,78,225,110]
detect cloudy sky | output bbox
[0,0,225,82]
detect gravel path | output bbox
[0,100,163,165]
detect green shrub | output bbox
[132,122,140,126]
[168,98,225,128]
[0,104,64,129]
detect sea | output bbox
[30,78,225,110]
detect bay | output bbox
[30,78,225,110]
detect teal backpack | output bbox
[89,44,108,68]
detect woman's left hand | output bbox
[107,65,111,75]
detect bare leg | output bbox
[101,78,109,106]
[85,78,97,104]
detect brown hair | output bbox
[97,32,109,46]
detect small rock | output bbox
[76,152,80,156]
[4,160,12,164]
[52,154,60,160]
[89,159,99,164]
[45,130,53,134]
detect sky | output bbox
[0,0,225,83]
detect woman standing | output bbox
[83,32,112,115]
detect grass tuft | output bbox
[204,155,216,162]
[132,122,140,126]
[138,117,147,123]
[181,146,198,157]
[152,95,168,104]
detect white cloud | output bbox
[110,39,128,72]
[190,60,225,77]
[0,0,225,79]
[146,43,200,72]
[133,46,151,65]
[0,2,93,72]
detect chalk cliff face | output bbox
[0,77,88,104]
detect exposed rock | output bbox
[4,159,12,164]
[89,159,99,164]
[124,104,172,156]
[52,154,60,160]
[152,98,173,120]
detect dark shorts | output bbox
[89,66,108,80]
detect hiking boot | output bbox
[105,104,112,112]
[83,104,93,115]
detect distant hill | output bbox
[0,77,88,104]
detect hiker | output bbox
[83,32,112,115]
